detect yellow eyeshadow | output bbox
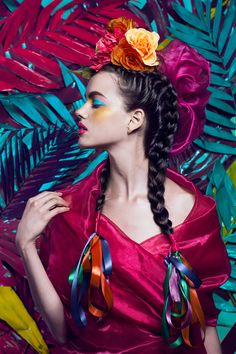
[92,106,111,120]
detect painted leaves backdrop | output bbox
[0,0,235,353]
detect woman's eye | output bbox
[92,98,106,108]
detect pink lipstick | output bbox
[78,122,88,135]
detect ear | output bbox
[127,108,146,134]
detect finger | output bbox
[28,195,66,209]
[47,206,70,219]
[40,198,69,212]
[29,191,62,202]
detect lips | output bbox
[78,122,88,131]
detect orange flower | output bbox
[125,28,160,66]
[108,16,137,36]
[111,38,153,71]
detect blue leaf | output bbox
[208,87,234,101]
[72,151,108,185]
[194,0,207,29]
[194,138,236,154]
[57,59,75,87]
[210,63,227,75]
[208,97,235,114]
[228,57,236,80]
[2,0,18,12]
[212,0,222,45]
[206,110,236,129]
[0,132,11,151]
[210,74,231,87]
[233,83,236,95]
[167,26,217,51]
[1,100,33,128]
[168,14,210,41]
[218,0,236,55]
[14,97,49,128]
[193,47,221,62]
[182,0,192,12]
[204,125,236,141]
[223,27,236,67]
[171,2,207,31]
[43,94,76,128]
[30,97,64,127]
[205,0,211,31]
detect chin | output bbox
[78,136,111,151]
[78,138,95,150]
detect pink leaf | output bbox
[0,68,45,93]
[11,48,61,76]
[31,39,91,66]
[0,56,60,89]
[46,31,94,56]
[60,24,99,46]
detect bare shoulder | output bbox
[164,177,196,224]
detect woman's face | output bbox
[74,71,132,150]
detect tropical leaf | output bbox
[0,0,145,93]
[206,158,236,350]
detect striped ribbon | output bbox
[162,251,206,348]
[68,232,113,327]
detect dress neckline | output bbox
[98,167,199,247]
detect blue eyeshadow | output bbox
[93,98,106,106]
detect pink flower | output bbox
[90,31,118,71]
[96,31,118,53]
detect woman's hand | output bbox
[16,191,70,252]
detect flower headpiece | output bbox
[89,17,160,72]
[76,16,210,156]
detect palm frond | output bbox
[0,0,143,93]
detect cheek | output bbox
[91,107,112,121]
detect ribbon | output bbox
[162,251,206,348]
[68,232,113,327]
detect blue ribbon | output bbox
[70,233,112,327]
[165,253,202,288]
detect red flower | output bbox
[90,31,118,71]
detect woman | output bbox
[16,17,230,353]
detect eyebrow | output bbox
[86,91,107,99]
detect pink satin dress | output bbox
[39,160,230,353]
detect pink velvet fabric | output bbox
[157,39,211,156]
[39,160,230,353]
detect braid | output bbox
[96,157,110,211]
[146,75,179,237]
[94,65,179,237]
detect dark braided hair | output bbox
[95,63,179,237]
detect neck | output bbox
[104,141,149,202]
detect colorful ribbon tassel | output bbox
[68,232,113,327]
[162,251,206,348]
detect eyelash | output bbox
[92,103,101,108]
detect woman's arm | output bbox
[16,190,71,345]
[19,244,67,344]
[19,242,68,344]
[204,326,222,354]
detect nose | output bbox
[74,107,88,121]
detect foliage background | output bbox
[0,0,235,352]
